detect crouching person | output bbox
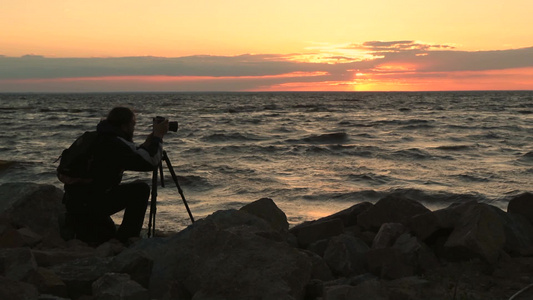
[59,107,168,245]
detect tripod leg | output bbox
[162,152,195,223]
[159,161,165,188]
[148,165,159,237]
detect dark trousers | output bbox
[64,181,150,244]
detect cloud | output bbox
[1,42,532,91]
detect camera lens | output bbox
[169,121,178,132]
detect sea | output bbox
[0,91,532,232]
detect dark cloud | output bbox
[348,40,455,53]
[0,42,531,91]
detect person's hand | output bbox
[153,119,169,138]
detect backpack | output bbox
[56,131,99,184]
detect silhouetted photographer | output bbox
[58,107,168,245]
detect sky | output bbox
[1,0,533,92]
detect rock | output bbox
[0,247,38,281]
[50,256,113,299]
[27,267,68,297]
[372,223,408,249]
[393,233,440,273]
[32,246,97,267]
[0,276,39,300]
[92,273,149,300]
[0,227,26,248]
[323,234,369,277]
[239,197,289,233]
[366,248,415,279]
[110,250,153,288]
[129,206,313,299]
[301,250,334,281]
[316,202,374,227]
[357,195,431,231]
[323,279,388,300]
[493,207,533,255]
[17,228,43,247]
[443,203,505,263]
[0,183,64,236]
[508,192,533,225]
[406,211,440,241]
[290,218,344,248]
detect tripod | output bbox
[147,150,194,237]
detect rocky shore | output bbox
[1,182,533,300]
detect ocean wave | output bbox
[347,173,391,185]
[434,145,472,151]
[0,160,17,172]
[390,148,433,160]
[287,132,349,144]
[174,175,213,191]
[201,132,265,143]
[452,174,491,182]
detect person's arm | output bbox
[117,119,169,171]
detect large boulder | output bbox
[508,192,533,225]
[0,183,64,236]
[357,195,431,231]
[92,273,149,300]
[129,201,314,299]
[441,203,506,263]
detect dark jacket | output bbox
[64,120,162,206]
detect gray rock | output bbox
[324,234,369,277]
[0,183,64,236]
[92,273,149,300]
[129,203,313,300]
[50,256,113,299]
[323,279,387,300]
[110,250,153,288]
[240,197,289,233]
[290,218,344,248]
[366,248,415,279]
[315,202,374,227]
[443,203,506,263]
[372,223,408,249]
[0,276,39,300]
[27,267,68,298]
[357,195,431,231]
[0,247,38,281]
[507,192,533,225]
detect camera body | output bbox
[153,116,178,132]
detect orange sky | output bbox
[1,0,532,92]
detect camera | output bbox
[153,116,178,132]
